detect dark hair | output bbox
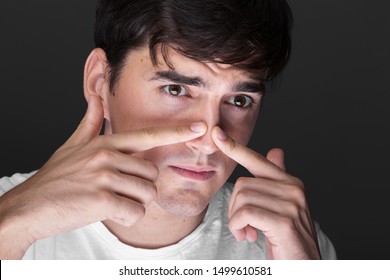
[94,0,293,91]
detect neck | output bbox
[103,201,207,249]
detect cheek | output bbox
[133,148,162,164]
[106,90,191,134]
[224,156,238,176]
[107,94,165,133]
[222,116,257,146]
[220,104,259,146]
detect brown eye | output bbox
[229,95,253,108]
[163,85,187,96]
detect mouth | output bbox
[170,165,216,181]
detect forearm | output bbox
[0,179,41,259]
[0,208,34,259]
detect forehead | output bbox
[123,46,262,85]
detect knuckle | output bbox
[227,138,237,152]
[92,192,114,208]
[146,162,159,182]
[235,188,252,203]
[291,176,305,190]
[114,202,146,227]
[107,197,147,226]
[234,177,256,192]
[175,126,186,136]
[95,169,116,185]
[235,177,249,187]
[128,177,157,205]
[127,203,146,221]
[238,205,256,219]
[88,148,113,165]
[142,182,157,204]
[227,219,237,232]
[288,184,306,207]
[142,127,157,139]
[285,201,300,219]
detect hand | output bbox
[0,95,207,259]
[211,127,321,259]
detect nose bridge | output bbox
[204,98,220,130]
[186,99,220,155]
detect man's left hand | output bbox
[212,126,321,260]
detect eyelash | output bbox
[160,84,189,99]
[228,95,256,111]
[160,84,257,111]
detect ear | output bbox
[83,48,111,120]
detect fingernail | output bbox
[216,127,227,141]
[190,122,206,133]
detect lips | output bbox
[170,165,216,180]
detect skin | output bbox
[94,47,263,248]
[0,46,320,259]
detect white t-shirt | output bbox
[0,172,336,260]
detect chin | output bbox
[155,189,211,217]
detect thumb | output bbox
[266,148,286,171]
[64,94,104,147]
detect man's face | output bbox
[103,46,263,217]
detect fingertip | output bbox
[86,93,99,104]
[245,225,259,243]
[270,148,284,157]
[211,126,227,142]
[87,94,103,111]
[190,122,207,134]
[266,148,286,170]
[231,228,246,242]
[85,94,98,116]
[85,95,104,124]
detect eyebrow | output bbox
[149,70,264,94]
[233,81,265,94]
[149,70,206,87]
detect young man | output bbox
[0,0,336,259]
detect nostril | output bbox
[186,132,219,155]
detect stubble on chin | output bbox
[155,188,211,217]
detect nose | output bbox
[186,127,219,155]
[185,103,220,155]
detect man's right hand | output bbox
[0,94,207,259]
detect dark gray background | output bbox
[1,1,389,259]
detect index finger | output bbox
[104,122,207,153]
[211,126,287,180]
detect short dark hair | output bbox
[94,0,293,91]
